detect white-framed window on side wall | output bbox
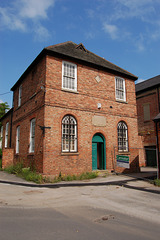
[5,122,9,148]
[16,126,20,154]
[115,77,126,102]
[0,126,3,149]
[117,121,128,152]
[18,84,22,107]
[62,115,77,152]
[29,118,35,153]
[62,61,77,92]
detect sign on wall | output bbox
[116,155,130,169]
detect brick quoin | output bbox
[1,42,142,176]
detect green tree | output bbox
[0,102,10,128]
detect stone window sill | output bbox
[118,151,130,155]
[61,152,79,156]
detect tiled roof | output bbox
[11,41,137,91]
[45,41,137,80]
[135,75,160,93]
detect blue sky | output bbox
[0,0,160,107]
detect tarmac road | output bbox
[0,171,160,240]
[0,206,159,240]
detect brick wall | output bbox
[2,148,14,168]
[42,55,140,176]
[136,89,159,147]
[1,110,12,149]
[10,57,46,172]
[1,54,141,176]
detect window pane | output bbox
[116,77,125,101]
[62,62,77,91]
[5,122,9,148]
[62,115,77,152]
[16,126,20,154]
[118,121,128,151]
[30,119,35,153]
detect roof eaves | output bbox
[136,75,160,93]
[0,108,13,122]
[45,48,138,80]
[11,49,46,91]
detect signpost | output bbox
[116,155,129,169]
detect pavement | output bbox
[0,167,159,194]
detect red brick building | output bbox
[136,75,160,167]
[1,41,141,176]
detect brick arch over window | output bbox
[62,115,77,152]
[117,121,128,151]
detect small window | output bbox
[16,126,20,154]
[18,85,22,107]
[62,61,77,91]
[0,126,3,148]
[29,118,35,153]
[5,122,9,148]
[143,104,150,121]
[62,115,77,152]
[115,77,126,101]
[117,121,128,151]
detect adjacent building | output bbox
[1,41,141,176]
[135,75,160,166]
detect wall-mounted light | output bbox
[97,103,101,109]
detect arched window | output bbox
[117,121,128,151]
[62,115,77,152]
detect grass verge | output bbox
[52,171,98,183]
[3,162,98,184]
[154,179,160,187]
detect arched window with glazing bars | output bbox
[62,115,77,152]
[117,121,128,151]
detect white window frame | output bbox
[5,122,9,148]
[18,85,22,107]
[16,126,20,154]
[29,118,35,153]
[62,115,77,152]
[115,77,126,102]
[117,121,128,152]
[0,126,3,149]
[62,61,77,92]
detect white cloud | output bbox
[0,0,55,40]
[103,23,118,40]
[0,100,4,103]
[100,0,160,51]
[114,0,155,21]
[135,78,145,84]
[19,0,54,19]
[34,23,51,42]
[151,30,160,41]
[0,7,26,31]
[134,34,145,52]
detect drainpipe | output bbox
[157,87,160,112]
[9,109,13,148]
[155,121,160,179]
[9,95,14,148]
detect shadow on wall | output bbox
[115,154,140,174]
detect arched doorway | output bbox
[92,133,106,170]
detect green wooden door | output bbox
[92,143,97,170]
